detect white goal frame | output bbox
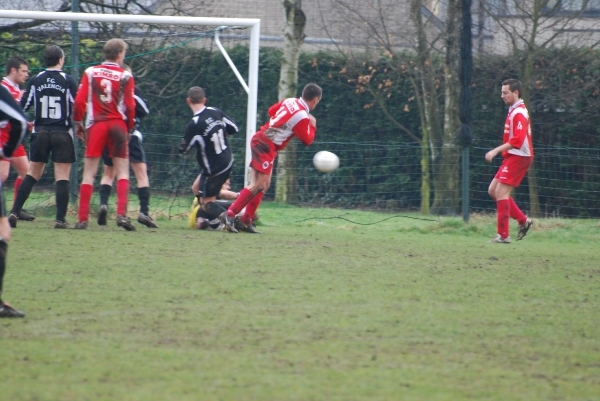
[0,10,260,185]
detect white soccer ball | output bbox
[313,151,340,173]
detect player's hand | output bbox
[27,121,34,132]
[485,150,497,163]
[309,115,317,128]
[75,122,86,141]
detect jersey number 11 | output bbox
[211,129,227,154]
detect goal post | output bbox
[0,10,260,186]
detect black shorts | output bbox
[199,167,231,198]
[103,131,146,166]
[29,128,76,164]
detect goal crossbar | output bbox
[0,10,260,185]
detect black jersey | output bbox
[0,85,28,158]
[20,69,78,131]
[133,87,149,128]
[179,106,238,175]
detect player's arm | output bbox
[507,113,529,150]
[292,114,316,146]
[268,101,283,118]
[178,122,195,155]
[219,189,239,200]
[73,71,89,140]
[20,78,35,112]
[0,86,28,159]
[222,111,238,136]
[485,142,513,163]
[124,77,136,132]
[67,75,78,110]
[134,87,150,120]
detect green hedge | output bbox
[4,40,600,217]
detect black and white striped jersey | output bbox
[179,106,238,176]
[20,69,78,131]
[0,85,28,158]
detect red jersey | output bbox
[0,77,28,157]
[503,100,533,158]
[1,77,24,102]
[256,97,316,151]
[73,62,136,131]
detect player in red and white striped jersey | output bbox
[220,83,322,233]
[0,57,35,222]
[485,78,534,243]
[73,38,136,230]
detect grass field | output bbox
[2,203,600,401]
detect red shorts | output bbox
[85,120,129,159]
[0,129,27,157]
[495,154,532,187]
[250,133,277,174]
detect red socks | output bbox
[78,183,93,222]
[243,192,264,224]
[509,197,527,225]
[227,188,254,217]
[496,199,510,238]
[116,179,129,215]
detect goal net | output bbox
[0,10,259,220]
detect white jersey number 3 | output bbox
[99,78,112,103]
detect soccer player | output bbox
[8,45,78,229]
[190,178,240,230]
[0,84,29,318]
[179,86,238,229]
[485,78,534,243]
[73,38,136,231]
[97,69,157,228]
[0,57,35,222]
[220,83,322,233]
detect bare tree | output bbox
[316,0,462,214]
[275,0,307,203]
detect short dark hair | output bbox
[188,86,206,104]
[6,56,28,76]
[44,45,64,68]
[301,83,322,101]
[103,39,128,61]
[502,79,522,98]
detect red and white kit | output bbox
[0,77,27,157]
[251,97,316,174]
[495,100,533,187]
[73,62,136,158]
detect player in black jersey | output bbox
[179,86,238,227]
[8,45,78,229]
[0,84,28,317]
[97,72,158,229]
